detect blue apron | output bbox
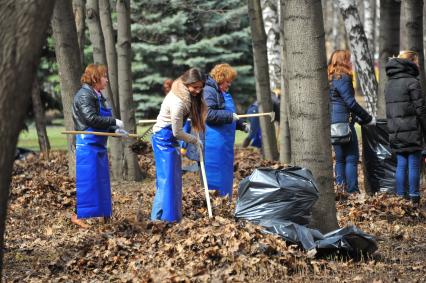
[75,95,112,218]
[151,126,182,222]
[204,92,236,197]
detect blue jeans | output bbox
[395,151,421,198]
[333,124,359,193]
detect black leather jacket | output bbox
[72,84,117,131]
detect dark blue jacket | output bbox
[329,75,372,125]
[203,75,244,130]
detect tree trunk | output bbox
[377,0,400,119]
[400,1,407,50]
[52,0,84,178]
[260,0,281,91]
[117,0,143,181]
[86,0,117,116]
[31,79,51,158]
[0,0,55,276]
[72,0,85,68]
[283,0,338,233]
[247,0,279,161]
[98,0,124,181]
[364,0,376,60]
[99,0,120,118]
[279,0,291,164]
[403,0,426,92]
[332,1,343,51]
[338,0,378,116]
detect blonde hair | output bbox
[327,50,352,81]
[398,50,418,63]
[81,64,107,87]
[210,63,237,84]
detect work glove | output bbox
[366,117,376,126]
[243,122,250,133]
[232,113,239,122]
[115,119,124,129]
[115,128,129,137]
[181,148,187,156]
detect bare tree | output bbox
[117,0,143,180]
[283,0,338,233]
[403,0,426,92]
[98,0,124,180]
[338,0,377,116]
[247,0,279,161]
[261,0,281,91]
[31,79,51,158]
[0,0,55,276]
[377,0,400,119]
[52,0,84,178]
[86,0,117,116]
[72,0,86,67]
[278,0,291,164]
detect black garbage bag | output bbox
[316,226,378,257]
[235,167,319,225]
[259,219,377,257]
[362,119,396,193]
[259,219,324,250]
[14,147,36,160]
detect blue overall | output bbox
[204,92,236,197]
[151,126,182,222]
[75,95,112,218]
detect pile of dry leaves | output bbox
[3,148,425,282]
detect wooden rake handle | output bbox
[61,130,139,138]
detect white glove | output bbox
[115,128,129,137]
[232,113,239,122]
[115,119,124,129]
[367,117,376,126]
[243,123,250,133]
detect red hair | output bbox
[327,50,352,81]
[80,64,107,87]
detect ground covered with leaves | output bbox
[3,148,426,282]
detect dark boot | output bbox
[410,196,420,208]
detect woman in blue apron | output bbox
[71,64,126,228]
[151,68,206,222]
[203,64,250,198]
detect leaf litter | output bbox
[3,148,426,282]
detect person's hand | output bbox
[115,128,129,136]
[232,113,239,122]
[243,122,250,133]
[115,119,124,129]
[367,117,376,126]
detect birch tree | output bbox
[338,0,377,116]
[283,0,338,233]
[52,0,83,178]
[0,0,55,276]
[248,0,279,161]
[117,0,143,180]
[403,0,426,92]
[364,0,376,59]
[377,0,400,118]
[261,0,281,91]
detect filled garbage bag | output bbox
[259,219,377,257]
[361,119,396,193]
[235,167,319,225]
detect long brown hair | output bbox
[327,50,352,81]
[181,68,207,133]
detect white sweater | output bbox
[153,79,197,144]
